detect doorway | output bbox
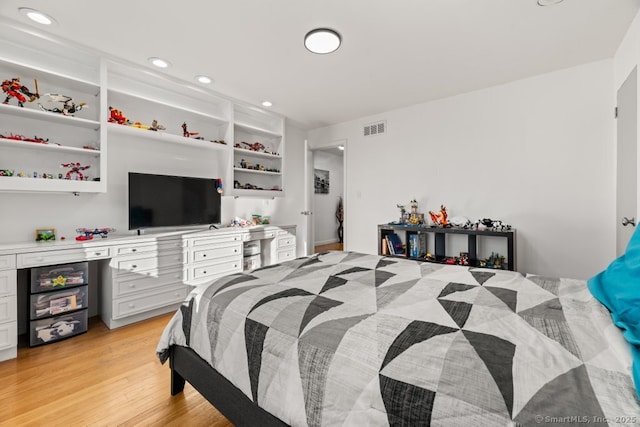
[303,140,346,254]
[616,67,637,256]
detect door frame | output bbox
[304,139,347,254]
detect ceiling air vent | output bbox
[363,120,386,137]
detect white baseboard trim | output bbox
[315,239,339,246]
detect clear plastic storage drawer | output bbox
[30,309,88,347]
[30,285,88,320]
[30,262,88,293]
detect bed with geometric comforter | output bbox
[157,251,640,426]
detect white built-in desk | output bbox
[0,225,296,362]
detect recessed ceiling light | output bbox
[196,75,213,84]
[148,57,171,68]
[537,0,564,6]
[19,8,56,25]
[304,28,341,54]
[261,101,273,107]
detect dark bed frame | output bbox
[169,344,288,426]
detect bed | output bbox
[157,251,640,426]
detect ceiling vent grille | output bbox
[363,120,386,137]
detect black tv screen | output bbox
[128,172,221,230]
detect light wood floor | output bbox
[314,242,343,253]
[0,314,233,427]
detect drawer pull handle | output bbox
[131,249,137,252]
[95,252,102,256]
[131,265,137,269]
[203,254,207,257]
[128,303,135,308]
[203,271,207,274]
[36,257,44,262]
[129,284,135,288]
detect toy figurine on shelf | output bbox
[429,205,449,227]
[2,77,39,107]
[75,227,115,241]
[38,93,86,116]
[150,120,166,131]
[240,141,266,152]
[408,199,425,225]
[182,122,200,138]
[61,162,90,180]
[0,169,14,177]
[396,204,407,224]
[108,106,131,125]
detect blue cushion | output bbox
[588,226,640,398]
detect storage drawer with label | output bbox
[30,309,88,347]
[30,262,88,293]
[30,285,88,320]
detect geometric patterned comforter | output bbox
[157,251,640,426]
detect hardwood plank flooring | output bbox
[0,314,233,427]
[314,242,343,253]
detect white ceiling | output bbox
[0,0,638,130]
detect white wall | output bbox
[313,150,344,245]
[309,60,616,280]
[614,10,640,218]
[0,122,307,252]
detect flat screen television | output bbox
[128,172,222,230]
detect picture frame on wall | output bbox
[314,169,330,194]
[35,228,56,242]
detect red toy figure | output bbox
[61,162,90,181]
[108,106,131,125]
[429,205,449,227]
[240,141,266,152]
[2,77,40,107]
[182,122,200,138]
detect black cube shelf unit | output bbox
[378,223,517,271]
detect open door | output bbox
[302,139,314,255]
[617,67,637,256]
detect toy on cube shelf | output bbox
[182,122,201,138]
[2,77,39,107]
[150,120,166,131]
[429,205,449,227]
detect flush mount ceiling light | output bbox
[148,57,171,68]
[304,28,341,54]
[195,75,213,84]
[19,7,56,25]
[537,0,564,6]
[261,100,273,107]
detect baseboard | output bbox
[315,239,339,246]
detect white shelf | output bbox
[232,188,283,198]
[0,176,105,193]
[107,123,229,150]
[0,138,100,156]
[0,103,100,130]
[233,167,281,176]
[0,56,99,93]
[233,147,281,159]
[108,88,228,125]
[234,122,282,138]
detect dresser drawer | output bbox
[277,236,295,248]
[0,296,17,324]
[190,233,243,247]
[0,254,16,270]
[17,247,110,268]
[113,286,187,319]
[277,228,296,237]
[112,251,186,273]
[113,267,186,298]
[191,256,242,281]
[192,243,241,263]
[113,239,186,256]
[0,270,16,298]
[244,229,276,241]
[277,248,296,263]
[0,320,17,351]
